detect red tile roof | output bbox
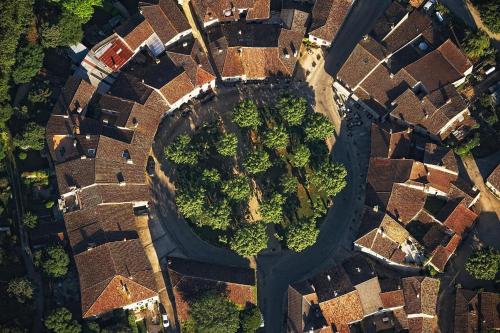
[94,36,134,71]
[437,39,472,75]
[443,203,477,236]
[319,290,364,333]
[309,0,352,43]
[487,164,500,192]
[380,290,405,309]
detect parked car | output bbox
[162,314,170,328]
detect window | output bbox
[87,148,96,157]
[122,150,130,159]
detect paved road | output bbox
[324,0,392,77]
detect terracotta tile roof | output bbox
[93,35,134,71]
[393,308,409,330]
[407,317,438,333]
[309,0,352,43]
[159,72,195,105]
[97,95,136,128]
[52,75,96,115]
[480,292,500,330]
[319,291,364,333]
[428,244,453,272]
[354,277,383,315]
[77,184,150,208]
[370,123,412,159]
[437,39,472,75]
[370,1,407,41]
[390,88,437,126]
[454,288,479,333]
[55,158,96,194]
[380,290,405,309]
[191,0,270,24]
[381,11,433,54]
[337,37,386,89]
[167,258,256,321]
[442,203,477,236]
[115,15,154,51]
[246,0,270,20]
[424,143,458,174]
[64,203,138,254]
[74,239,157,317]
[487,164,500,192]
[386,182,426,224]
[139,0,190,45]
[402,276,439,316]
[110,73,153,104]
[311,266,354,302]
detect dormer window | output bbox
[122,150,131,159]
[87,148,96,157]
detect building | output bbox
[190,0,271,27]
[335,6,475,141]
[307,0,353,46]
[287,256,440,333]
[486,164,500,198]
[167,257,256,321]
[206,12,308,81]
[454,289,500,333]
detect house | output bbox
[454,289,500,333]
[335,6,474,141]
[74,239,159,318]
[167,257,256,322]
[206,13,307,81]
[486,164,500,198]
[190,0,271,27]
[287,256,440,333]
[307,0,353,46]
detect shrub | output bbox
[240,306,262,333]
[18,152,27,160]
[465,248,500,280]
[189,293,240,333]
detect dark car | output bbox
[146,156,155,176]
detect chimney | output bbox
[218,48,223,53]
[77,107,83,114]
[183,42,188,47]
[373,205,379,212]
[86,134,90,140]
[390,73,394,79]
[73,140,77,147]
[238,30,242,35]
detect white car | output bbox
[162,314,170,328]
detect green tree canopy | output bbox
[240,305,262,333]
[462,30,491,60]
[475,0,500,33]
[202,169,221,184]
[14,122,45,150]
[243,150,272,174]
[42,246,70,278]
[44,308,82,333]
[12,44,44,84]
[216,132,238,156]
[222,175,252,201]
[7,277,33,303]
[454,132,481,156]
[232,99,261,128]
[199,198,232,230]
[263,125,288,150]
[41,13,84,48]
[259,193,285,224]
[164,134,199,165]
[304,113,334,141]
[289,144,310,168]
[281,174,298,194]
[50,0,103,22]
[307,162,347,197]
[176,188,206,219]
[22,211,38,229]
[230,222,268,257]
[189,293,241,333]
[275,95,307,126]
[286,219,319,252]
[465,248,500,280]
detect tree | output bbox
[462,30,491,60]
[50,0,103,22]
[0,325,25,333]
[12,44,44,84]
[14,122,45,150]
[263,126,288,150]
[22,211,38,229]
[454,132,481,156]
[176,188,206,219]
[232,99,261,129]
[259,193,285,224]
[304,113,334,141]
[307,162,347,197]
[281,175,298,194]
[216,133,238,156]
[44,308,82,333]
[289,144,310,168]
[230,222,268,256]
[28,84,52,104]
[7,277,33,303]
[202,169,220,184]
[199,199,232,230]
[286,219,319,252]
[240,305,262,333]
[465,248,500,280]
[474,1,500,33]
[42,246,70,278]
[41,13,85,48]
[189,293,240,333]
[222,175,251,201]
[164,135,199,165]
[275,95,307,126]
[243,150,272,174]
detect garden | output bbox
[163,94,347,257]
